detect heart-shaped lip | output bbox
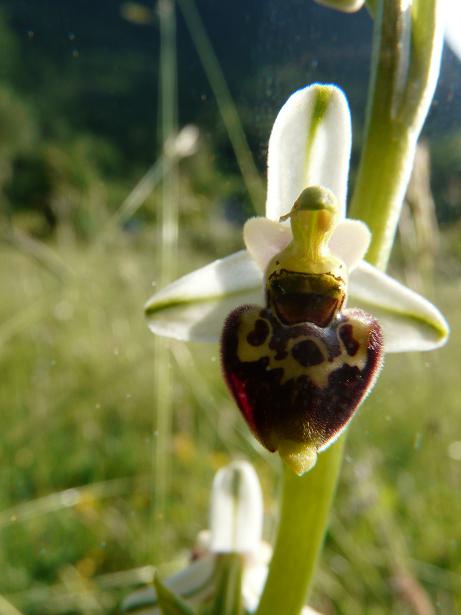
[221,305,383,475]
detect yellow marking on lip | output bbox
[236,311,369,389]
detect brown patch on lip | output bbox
[339,323,360,356]
[291,339,324,367]
[246,318,270,347]
[221,306,384,455]
[263,308,342,362]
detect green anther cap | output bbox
[280,185,337,217]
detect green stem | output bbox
[349,0,444,269]
[152,0,178,558]
[256,440,344,615]
[256,2,444,613]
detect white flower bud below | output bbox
[209,460,263,554]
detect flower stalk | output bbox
[255,440,344,615]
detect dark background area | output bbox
[1,1,460,188]
[2,0,375,167]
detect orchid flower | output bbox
[122,460,323,614]
[145,84,448,355]
[145,84,448,475]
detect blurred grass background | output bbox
[1,1,461,614]
[1,223,461,615]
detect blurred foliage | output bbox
[5,137,127,238]
[1,232,460,613]
[0,87,36,158]
[431,131,461,225]
[0,3,458,239]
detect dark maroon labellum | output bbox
[221,304,383,469]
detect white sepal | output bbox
[349,261,449,352]
[145,251,263,342]
[266,84,351,221]
[145,246,449,353]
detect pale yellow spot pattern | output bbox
[236,310,368,389]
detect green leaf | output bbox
[154,573,197,615]
[204,554,244,615]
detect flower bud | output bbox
[209,460,263,554]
